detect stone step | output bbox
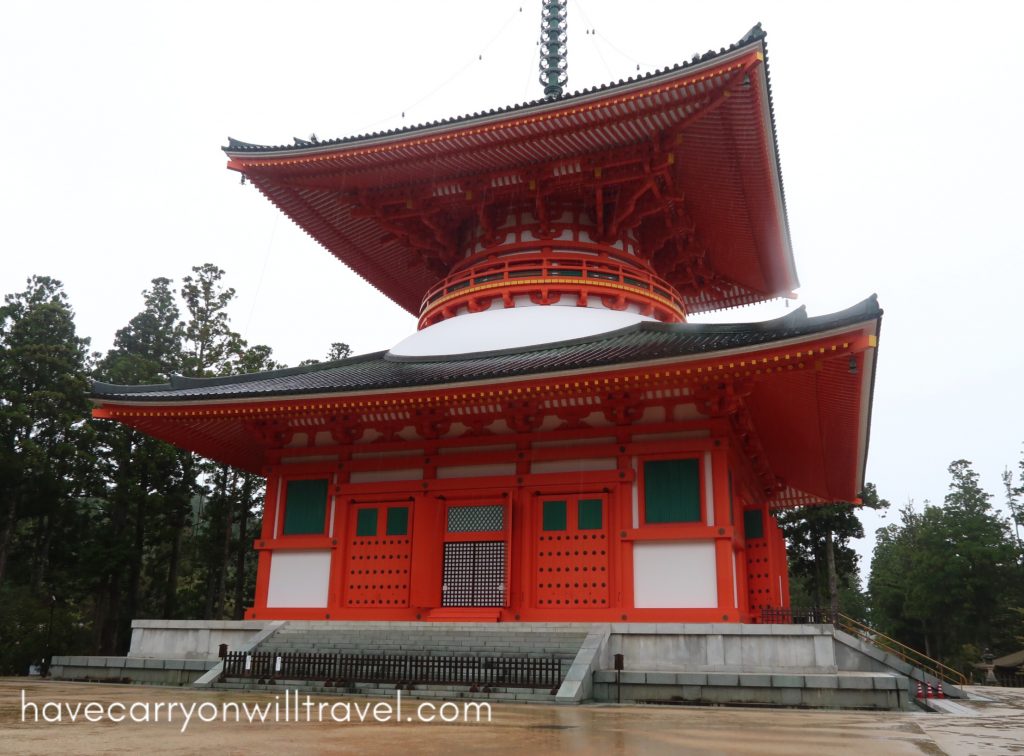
[212,681,557,703]
[256,626,586,658]
[267,635,585,645]
[258,646,577,657]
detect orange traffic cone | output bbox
[937,683,945,699]
[916,681,924,699]
[926,683,934,699]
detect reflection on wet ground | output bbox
[1,679,1021,755]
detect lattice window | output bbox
[447,505,504,533]
[442,541,505,607]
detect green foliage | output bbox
[0,276,95,587]
[298,341,353,367]
[777,483,888,619]
[868,460,1024,671]
[179,264,243,377]
[0,266,308,664]
[0,584,92,675]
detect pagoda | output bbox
[92,15,880,624]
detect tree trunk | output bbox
[164,453,195,618]
[0,497,18,586]
[30,514,53,592]
[163,495,187,618]
[215,467,235,618]
[98,571,123,655]
[127,462,148,623]
[233,476,252,619]
[825,528,839,620]
[99,491,131,654]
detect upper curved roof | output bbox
[223,24,797,317]
[224,24,770,156]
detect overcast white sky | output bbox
[3,1,1023,571]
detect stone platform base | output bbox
[593,670,906,709]
[48,656,217,686]
[128,619,273,661]
[48,619,961,710]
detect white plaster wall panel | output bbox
[266,551,331,608]
[351,449,424,459]
[534,436,616,449]
[636,406,665,424]
[348,468,424,483]
[438,444,515,455]
[531,458,617,474]
[436,463,516,479]
[281,455,338,465]
[633,541,718,608]
[673,403,704,421]
[632,430,710,442]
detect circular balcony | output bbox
[419,252,686,329]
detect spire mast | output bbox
[539,0,568,98]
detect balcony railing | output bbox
[419,252,686,326]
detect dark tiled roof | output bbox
[223,24,768,155]
[91,296,881,403]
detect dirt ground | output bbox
[2,679,1022,755]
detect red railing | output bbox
[419,252,686,326]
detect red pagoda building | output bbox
[92,21,880,624]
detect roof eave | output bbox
[223,35,769,161]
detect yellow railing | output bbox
[835,613,968,687]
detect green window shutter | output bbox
[744,509,764,540]
[356,508,378,537]
[577,498,603,530]
[643,459,701,523]
[282,479,328,535]
[386,507,409,536]
[542,500,567,531]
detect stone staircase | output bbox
[212,621,591,703]
[258,621,589,658]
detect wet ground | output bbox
[1,679,1022,755]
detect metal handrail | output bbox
[834,612,968,687]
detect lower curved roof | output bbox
[92,297,882,509]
